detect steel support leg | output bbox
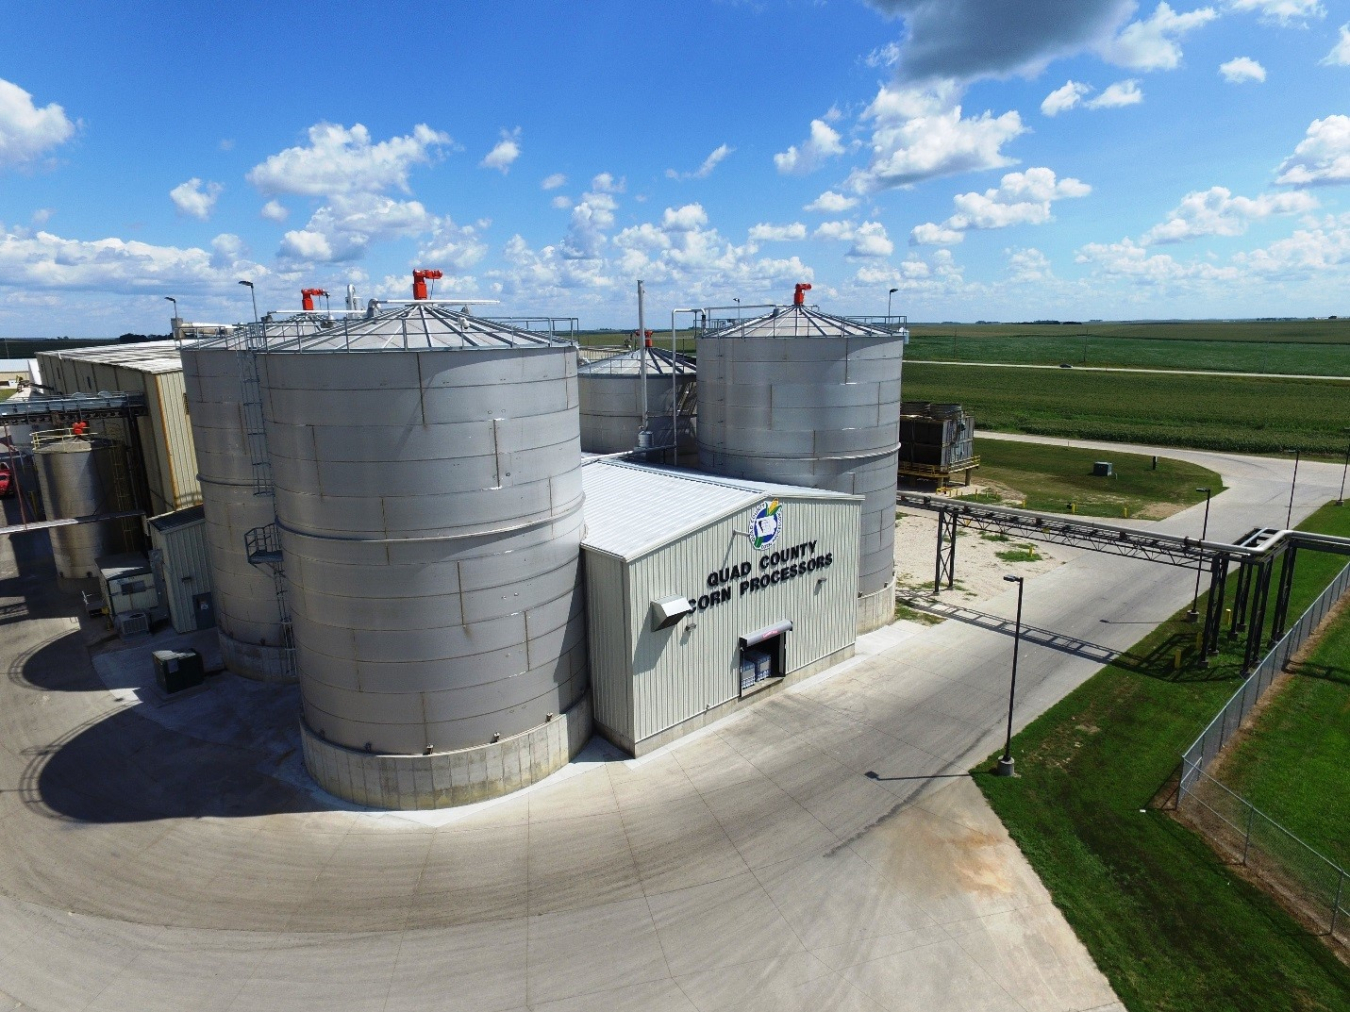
[1270,544,1298,644]
[1203,555,1228,657]
[1244,558,1274,673]
[1229,561,1252,640]
[934,510,957,594]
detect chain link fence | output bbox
[1177,559,1350,942]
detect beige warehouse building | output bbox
[36,342,201,516]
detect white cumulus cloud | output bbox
[910,167,1091,244]
[910,222,965,245]
[1041,81,1093,116]
[846,84,1025,193]
[541,173,567,190]
[1276,115,1350,186]
[481,128,522,173]
[848,222,895,258]
[749,222,807,241]
[810,220,894,257]
[773,119,845,175]
[260,199,288,222]
[1086,79,1143,108]
[804,191,859,213]
[169,178,223,220]
[247,122,451,197]
[1101,3,1218,72]
[0,77,77,169]
[0,224,264,293]
[1141,186,1319,243]
[1006,247,1054,283]
[668,143,734,181]
[1227,0,1324,25]
[1219,57,1266,83]
[1323,23,1350,65]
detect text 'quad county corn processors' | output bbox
[581,459,861,756]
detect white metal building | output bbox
[36,342,200,515]
[147,505,215,634]
[581,459,861,756]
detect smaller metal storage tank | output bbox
[696,295,905,633]
[32,430,142,578]
[578,347,696,455]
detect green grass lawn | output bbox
[970,438,1224,520]
[1217,588,1350,869]
[905,362,1350,458]
[975,502,1350,1012]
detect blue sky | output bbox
[1,0,1348,334]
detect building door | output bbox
[193,592,216,630]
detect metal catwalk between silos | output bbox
[250,303,589,808]
[695,298,905,632]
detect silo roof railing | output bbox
[698,303,899,340]
[186,304,577,354]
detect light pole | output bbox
[733,297,741,322]
[994,574,1025,777]
[1286,448,1300,529]
[238,279,258,322]
[1187,487,1212,622]
[1338,429,1349,507]
[164,296,177,318]
[887,287,899,319]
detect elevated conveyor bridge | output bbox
[898,492,1350,673]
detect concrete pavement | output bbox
[0,440,1342,1011]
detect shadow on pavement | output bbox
[27,705,317,823]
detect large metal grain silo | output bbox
[578,346,696,455]
[181,329,301,683]
[255,303,589,809]
[697,288,904,633]
[31,430,142,578]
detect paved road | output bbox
[0,443,1342,1011]
[909,359,1350,383]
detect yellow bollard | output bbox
[1195,631,1204,651]
[1122,507,1129,518]
[1069,502,1076,514]
[1173,648,1183,670]
[1225,607,1232,624]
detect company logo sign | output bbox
[750,500,782,551]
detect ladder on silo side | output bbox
[236,331,273,497]
[245,522,296,680]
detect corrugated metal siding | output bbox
[582,549,634,747]
[35,348,199,515]
[626,495,860,744]
[155,371,200,508]
[150,513,213,633]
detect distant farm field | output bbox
[906,319,1350,376]
[903,362,1350,457]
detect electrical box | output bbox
[153,648,204,695]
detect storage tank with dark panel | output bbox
[253,302,590,809]
[696,286,905,632]
[31,430,142,578]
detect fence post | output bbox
[1242,803,1255,865]
[1333,870,1345,937]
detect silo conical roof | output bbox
[577,346,694,376]
[247,303,574,352]
[701,303,895,340]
